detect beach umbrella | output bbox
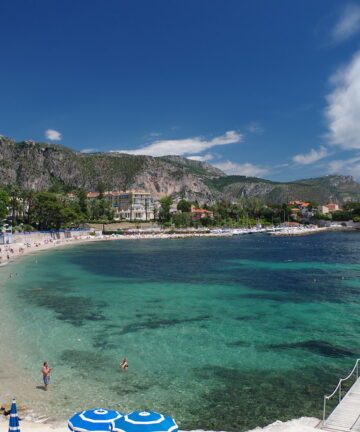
[8,398,20,432]
[112,411,178,432]
[68,409,123,432]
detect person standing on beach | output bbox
[41,362,53,391]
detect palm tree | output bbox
[9,186,22,226]
[22,189,35,225]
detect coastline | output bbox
[0,416,321,431]
[269,226,355,236]
[0,230,343,432]
[1,224,354,268]
[0,231,238,266]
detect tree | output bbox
[307,200,319,211]
[88,197,114,221]
[177,200,192,213]
[76,189,89,217]
[31,192,81,230]
[0,190,10,222]
[59,206,82,227]
[159,196,173,223]
[22,189,35,225]
[314,212,332,221]
[96,181,106,199]
[8,186,22,226]
[245,198,265,218]
[200,216,213,227]
[153,206,158,221]
[331,210,352,221]
[343,201,360,216]
[172,212,190,227]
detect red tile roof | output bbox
[191,208,211,213]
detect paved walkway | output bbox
[322,377,360,431]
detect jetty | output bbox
[320,359,360,432]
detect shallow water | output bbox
[1,232,360,431]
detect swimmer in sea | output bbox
[120,358,128,371]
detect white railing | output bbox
[323,359,360,423]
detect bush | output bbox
[172,213,191,228]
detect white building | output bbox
[320,203,339,214]
[86,190,154,221]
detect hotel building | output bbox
[69,190,154,221]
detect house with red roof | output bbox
[190,205,214,221]
[320,203,340,214]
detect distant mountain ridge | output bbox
[210,174,360,204]
[1,136,360,204]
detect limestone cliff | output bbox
[0,137,223,201]
[1,136,360,204]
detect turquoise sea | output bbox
[1,232,360,431]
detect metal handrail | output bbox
[323,358,360,423]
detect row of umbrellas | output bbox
[8,399,178,432]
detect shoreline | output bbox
[1,225,355,267]
[0,231,237,266]
[269,226,354,236]
[0,229,343,432]
[0,416,321,432]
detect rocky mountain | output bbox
[210,175,360,204]
[1,136,360,204]
[0,137,223,202]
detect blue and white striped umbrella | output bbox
[8,398,20,432]
[112,411,178,432]
[68,409,123,432]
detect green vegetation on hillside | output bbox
[1,137,360,204]
[207,174,360,204]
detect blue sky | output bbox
[3,1,360,181]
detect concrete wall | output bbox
[10,229,90,244]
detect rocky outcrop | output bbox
[0,137,224,201]
[2,136,360,204]
[211,174,360,204]
[0,400,29,417]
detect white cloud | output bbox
[45,129,62,141]
[213,161,269,177]
[187,154,214,162]
[148,132,162,137]
[80,148,99,154]
[327,156,360,177]
[332,3,360,43]
[325,51,360,150]
[292,146,329,165]
[110,130,243,157]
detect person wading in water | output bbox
[120,358,128,371]
[41,362,53,391]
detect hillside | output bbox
[0,137,224,202]
[208,175,360,204]
[1,136,360,204]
